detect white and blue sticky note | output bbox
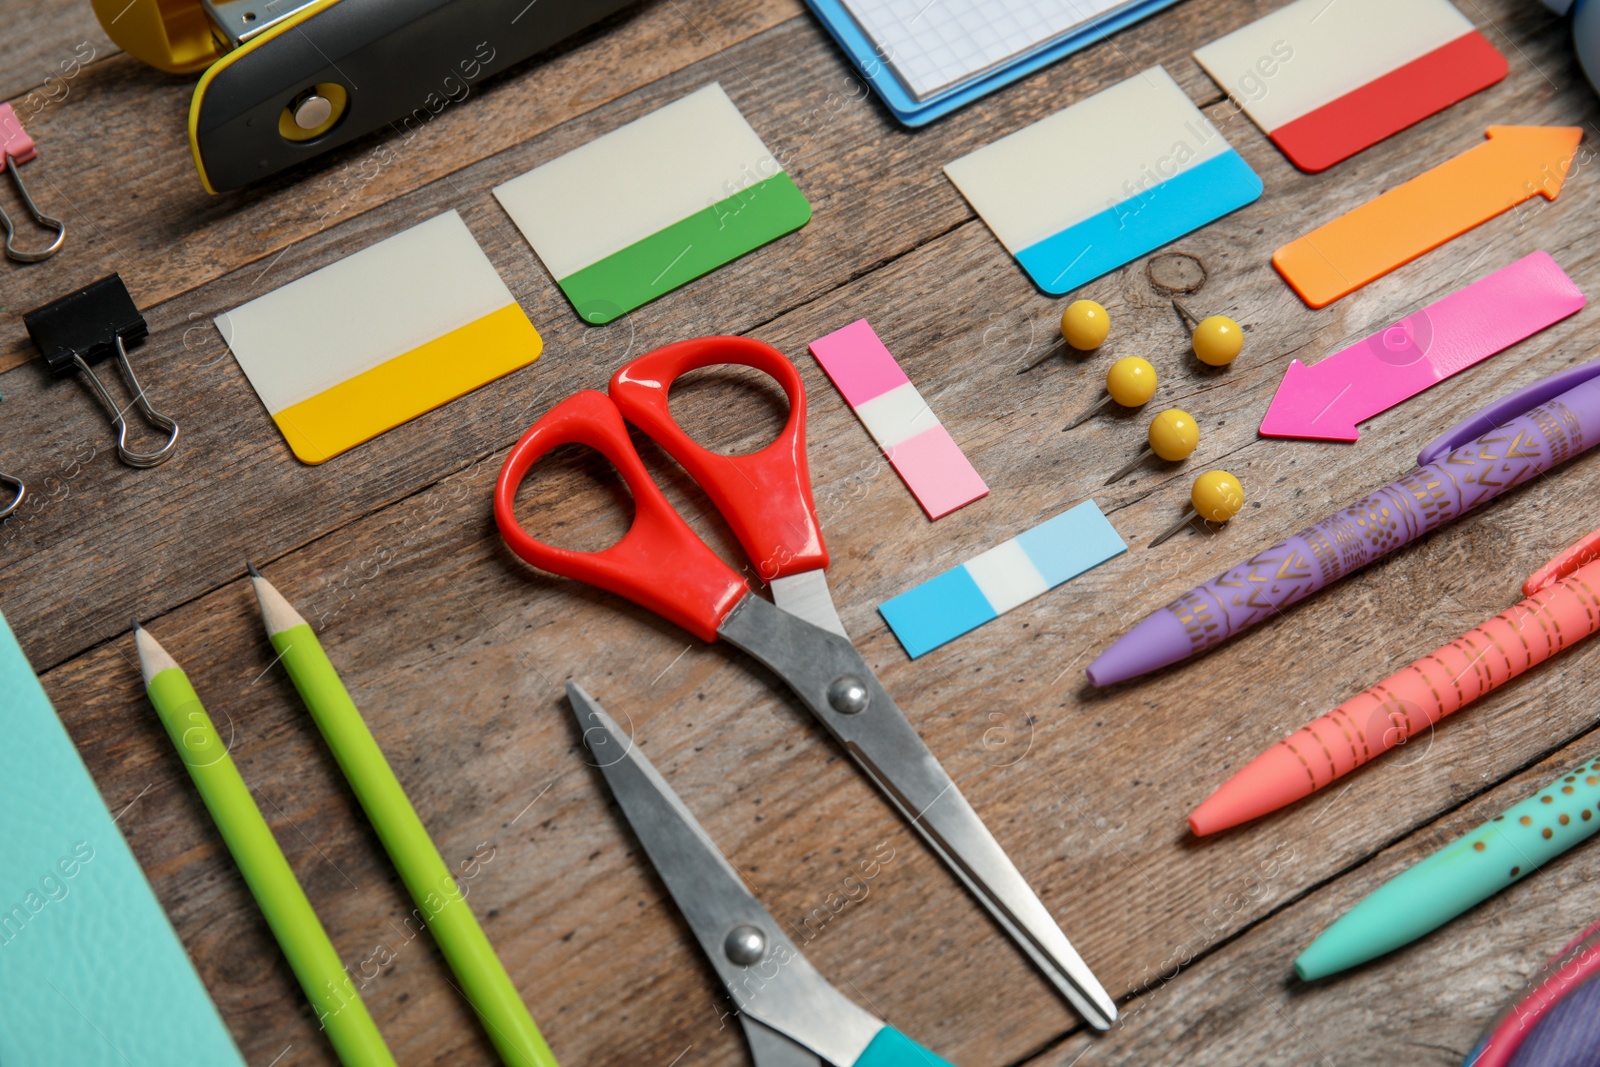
[943,67,1262,294]
[879,500,1126,657]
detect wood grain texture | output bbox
[0,0,114,103]
[2,0,1599,1063]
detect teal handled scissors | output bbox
[570,682,958,1066]
[495,336,1116,1030]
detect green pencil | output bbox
[135,622,396,1067]
[246,565,557,1067]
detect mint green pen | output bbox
[1297,755,1600,980]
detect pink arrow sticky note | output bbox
[1260,251,1585,441]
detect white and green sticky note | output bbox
[493,82,812,324]
[880,500,1126,657]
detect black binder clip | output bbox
[23,274,180,468]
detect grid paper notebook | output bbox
[839,0,1134,101]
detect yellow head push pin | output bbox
[1149,470,1244,547]
[1104,408,1199,485]
[1020,299,1110,373]
[1064,356,1157,430]
[1174,301,1243,366]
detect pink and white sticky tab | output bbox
[0,104,38,164]
[809,319,988,520]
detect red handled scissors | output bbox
[494,336,1116,1030]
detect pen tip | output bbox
[246,560,262,578]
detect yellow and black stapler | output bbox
[94,0,637,193]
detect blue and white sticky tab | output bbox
[879,500,1126,658]
[942,66,1263,294]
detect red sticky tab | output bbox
[1271,32,1507,173]
[0,103,37,164]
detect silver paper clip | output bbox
[0,104,65,263]
[22,274,180,468]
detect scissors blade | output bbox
[717,597,1118,1030]
[741,1016,824,1067]
[769,568,848,640]
[568,684,883,1066]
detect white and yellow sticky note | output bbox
[493,82,812,324]
[217,211,541,464]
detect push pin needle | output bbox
[1064,356,1157,430]
[1020,299,1110,373]
[1149,470,1244,547]
[1105,408,1199,485]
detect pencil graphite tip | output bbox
[248,569,309,636]
[246,560,262,579]
[133,623,180,685]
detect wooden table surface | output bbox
[4,0,1600,1063]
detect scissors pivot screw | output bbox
[723,924,767,966]
[827,676,870,715]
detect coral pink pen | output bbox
[1190,524,1600,836]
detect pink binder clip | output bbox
[1,103,65,263]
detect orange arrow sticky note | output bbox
[1274,126,1582,308]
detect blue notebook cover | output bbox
[804,0,1187,126]
[0,610,245,1065]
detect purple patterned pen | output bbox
[1087,359,1600,687]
